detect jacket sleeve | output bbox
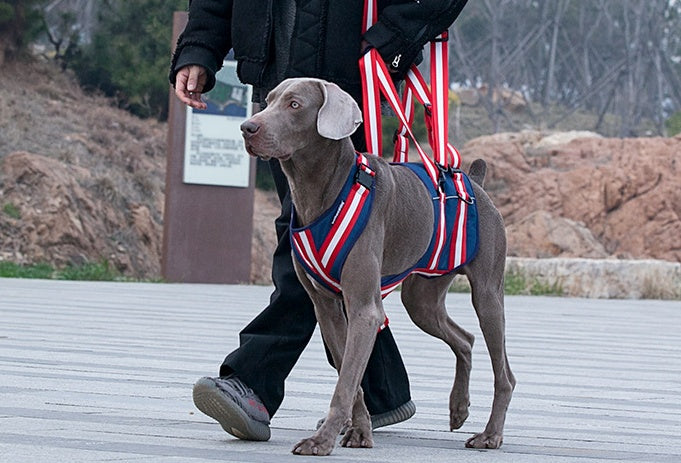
[363,0,468,76]
[169,0,234,93]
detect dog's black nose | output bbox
[241,120,260,138]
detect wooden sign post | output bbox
[162,11,255,284]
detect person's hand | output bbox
[361,39,398,74]
[174,65,208,110]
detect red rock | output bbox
[462,131,681,263]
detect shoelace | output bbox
[214,376,270,423]
[216,376,251,398]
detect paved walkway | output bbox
[1,278,680,462]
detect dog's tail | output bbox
[468,159,487,187]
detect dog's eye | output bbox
[290,101,300,109]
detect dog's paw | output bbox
[449,407,469,430]
[449,388,471,430]
[340,426,373,448]
[465,432,503,449]
[292,436,335,456]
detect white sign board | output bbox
[183,61,253,187]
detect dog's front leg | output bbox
[293,302,380,455]
[291,284,349,456]
[293,266,383,456]
[340,378,372,449]
[334,267,383,449]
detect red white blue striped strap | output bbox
[360,3,465,195]
[360,48,441,187]
[359,0,471,273]
[291,154,375,293]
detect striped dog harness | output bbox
[290,153,478,298]
[291,153,376,295]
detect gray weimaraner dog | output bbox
[241,77,515,456]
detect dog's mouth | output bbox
[244,142,270,161]
[244,141,291,162]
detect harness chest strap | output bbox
[290,154,389,331]
[290,156,478,334]
[291,154,375,294]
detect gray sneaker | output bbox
[316,399,416,432]
[192,375,271,441]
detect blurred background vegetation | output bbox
[1,0,184,119]
[1,0,680,137]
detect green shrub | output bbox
[0,261,54,279]
[503,269,527,295]
[504,269,564,296]
[255,158,276,191]
[0,2,14,24]
[446,269,564,296]
[0,1,46,57]
[665,111,681,137]
[71,0,186,120]
[380,104,429,158]
[3,202,20,219]
[0,259,125,281]
[58,259,121,281]
[448,276,471,293]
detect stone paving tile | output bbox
[1,278,680,462]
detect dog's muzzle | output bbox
[240,120,267,159]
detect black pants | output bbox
[220,159,411,417]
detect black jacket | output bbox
[170,0,468,102]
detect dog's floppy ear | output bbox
[317,81,363,140]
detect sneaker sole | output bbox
[316,399,417,433]
[371,399,416,430]
[193,377,271,441]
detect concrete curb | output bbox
[506,257,681,299]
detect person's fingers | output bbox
[179,92,205,110]
[187,66,201,92]
[187,92,207,110]
[174,66,207,110]
[360,40,398,74]
[174,68,195,106]
[174,67,190,96]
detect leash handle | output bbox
[361,48,441,186]
[360,0,461,187]
[360,0,472,272]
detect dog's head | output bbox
[241,78,362,161]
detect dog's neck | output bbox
[281,137,356,227]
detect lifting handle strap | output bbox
[361,48,441,187]
[360,0,463,190]
[356,0,474,287]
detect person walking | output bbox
[170,0,469,442]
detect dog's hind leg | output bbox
[462,246,515,449]
[401,274,476,431]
